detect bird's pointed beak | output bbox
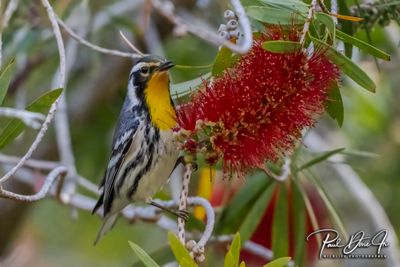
[157,60,174,71]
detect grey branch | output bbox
[0,0,67,185]
[0,154,60,170]
[0,166,67,202]
[0,107,45,129]
[56,16,144,59]
[300,0,317,45]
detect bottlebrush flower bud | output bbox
[176,28,339,175]
[224,9,236,20]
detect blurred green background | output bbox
[0,0,399,266]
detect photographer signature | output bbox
[306,229,390,259]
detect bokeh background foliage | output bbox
[0,0,400,266]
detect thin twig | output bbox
[51,2,90,206]
[56,16,144,59]
[145,196,215,253]
[0,0,65,185]
[0,166,67,202]
[330,0,338,24]
[178,163,192,244]
[4,166,271,260]
[0,104,60,184]
[300,0,318,46]
[0,154,60,170]
[263,157,291,182]
[0,107,45,129]
[151,0,252,54]
[119,31,144,55]
[187,197,214,248]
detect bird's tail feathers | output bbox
[93,213,119,245]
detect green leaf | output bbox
[171,73,210,100]
[292,180,306,266]
[239,183,276,243]
[224,251,235,267]
[246,6,306,25]
[259,0,309,14]
[216,173,272,233]
[239,262,246,267]
[229,233,241,266]
[312,37,376,92]
[263,257,291,267]
[293,178,321,246]
[306,171,348,240]
[129,241,160,267]
[336,30,391,61]
[262,41,301,53]
[315,12,335,41]
[212,46,234,76]
[271,186,289,259]
[0,88,63,150]
[326,83,344,127]
[167,232,198,267]
[131,245,174,267]
[0,59,15,105]
[297,147,345,171]
[342,149,380,158]
[337,0,353,58]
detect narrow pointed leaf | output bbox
[306,171,348,240]
[212,46,234,76]
[230,233,241,265]
[258,0,309,14]
[167,232,197,267]
[246,6,306,25]
[0,60,15,105]
[331,13,364,22]
[297,148,345,171]
[326,83,344,127]
[239,183,276,243]
[131,245,174,267]
[337,0,354,58]
[263,257,291,267]
[271,186,289,259]
[312,37,376,92]
[0,88,62,149]
[262,41,301,53]
[336,30,391,61]
[224,251,235,267]
[216,173,272,233]
[171,73,211,100]
[315,12,335,41]
[129,241,160,267]
[292,179,306,266]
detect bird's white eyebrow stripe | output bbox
[131,62,161,73]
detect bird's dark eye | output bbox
[141,66,149,75]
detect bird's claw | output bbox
[176,209,190,221]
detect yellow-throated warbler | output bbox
[93,55,184,243]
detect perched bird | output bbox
[93,55,183,244]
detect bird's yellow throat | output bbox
[145,71,176,130]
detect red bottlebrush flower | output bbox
[176,29,339,174]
